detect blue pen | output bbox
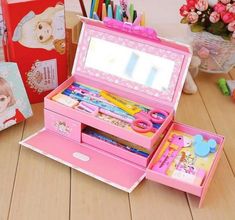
[107,4,113,18]
[93,12,100,20]
[90,0,96,18]
[85,129,149,157]
[115,5,122,21]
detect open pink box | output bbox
[20,18,224,207]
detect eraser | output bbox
[218,78,230,96]
[52,93,79,107]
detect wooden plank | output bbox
[70,171,131,220]
[130,180,192,220]
[194,73,235,172]
[0,123,24,220]
[177,89,235,219]
[8,104,71,220]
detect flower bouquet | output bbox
[180,0,235,73]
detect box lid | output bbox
[20,129,146,192]
[72,18,192,111]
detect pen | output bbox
[93,12,100,20]
[97,0,104,18]
[140,12,145,26]
[133,13,141,26]
[115,5,122,21]
[129,3,134,22]
[90,0,96,18]
[102,2,107,20]
[107,4,113,18]
[94,0,99,13]
[62,89,134,120]
[85,129,149,157]
[133,10,137,23]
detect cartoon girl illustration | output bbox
[0,77,25,130]
[12,4,65,54]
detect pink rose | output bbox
[195,0,208,11]
[214,2,227,13]
[187,0,198,8]
[180,5,190,16]
[209,11,221,22]
[187,11,199,23]
[227,3,235,13]
[228,20,235,31]
[222,12,235,23]
[220,0,231,4]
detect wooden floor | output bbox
[0,71,235,220]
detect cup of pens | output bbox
[90,0,145,26]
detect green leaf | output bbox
[180,17,188,24]
[190,24,205,32]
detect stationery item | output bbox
[94,0,99,13]
[0,62,33,131]
[218,78,230,96]
[115,5,122,21]
[52,93,79,107]
[133,10,137,23]
[93,12,100,20]
[140,12,146,26]
[193,134,217,157]
[107,4,113,18]
[100,90,141,115]
[101,90,168,133]
[152,134,192,173]
[90,0,96,18]
[77,101,133,123]
[129,2,134,22]
[105,0,110,8]
[84,127,149,157]
[170,167,206,186]
[97,0,104,18]
[102,3,107,20]
[120,0,128,21]
[133,13,142,26]
[62,89,134,121]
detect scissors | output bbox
[77,101,168,133]
[131,109,168,133]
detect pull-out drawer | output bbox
[81,127,158,167]
[146,122,224,207]
[44,109,82,143]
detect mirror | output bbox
[85,37,175,92]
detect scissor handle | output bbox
[131,118,154,133]
[148,109,168,124]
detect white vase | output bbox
[191,31,235,73]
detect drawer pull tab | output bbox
[73,152,90,162]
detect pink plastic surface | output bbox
[73,19,192,110]
[44,109,81,142]
[82,132,153,167]
[44,75,174,150]
[146,122,224,206]
[20,129,146,192]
